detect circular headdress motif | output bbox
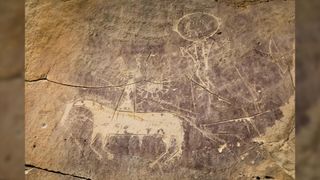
[177,12,220,42]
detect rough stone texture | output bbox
[25,0,295,179]
[25,166,83,180]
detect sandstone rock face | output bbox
[25,0,295,179]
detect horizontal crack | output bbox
[25,77,47,82]
[25,78,145,89]
[25,164,91,180]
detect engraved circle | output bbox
[177,13,219,41]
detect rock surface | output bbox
[25,0,295,179]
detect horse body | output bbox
[60,100,184,165]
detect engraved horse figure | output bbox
[60,99,184,167]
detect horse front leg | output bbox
[89,142,103,160]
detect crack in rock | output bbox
[25,164,91,180]
[25,78,145,89]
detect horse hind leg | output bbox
[164,148,181,164]
[149,150,169,169]
[149,136,180,168]
[149,136,172,168]
[163,137,183,164]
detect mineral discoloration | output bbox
[25,0,295,179]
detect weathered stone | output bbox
[25,0,295,179]
[25,166,85,180]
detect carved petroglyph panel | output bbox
[26,0,295,179]
[60,99,184,165]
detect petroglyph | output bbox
[60,100,184,166]
[25,1,295,179]
[268,37,294,76]
[218,143,227,153]
[175,12,220,42]
[202,110,273,137]
[177,13,233,107]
